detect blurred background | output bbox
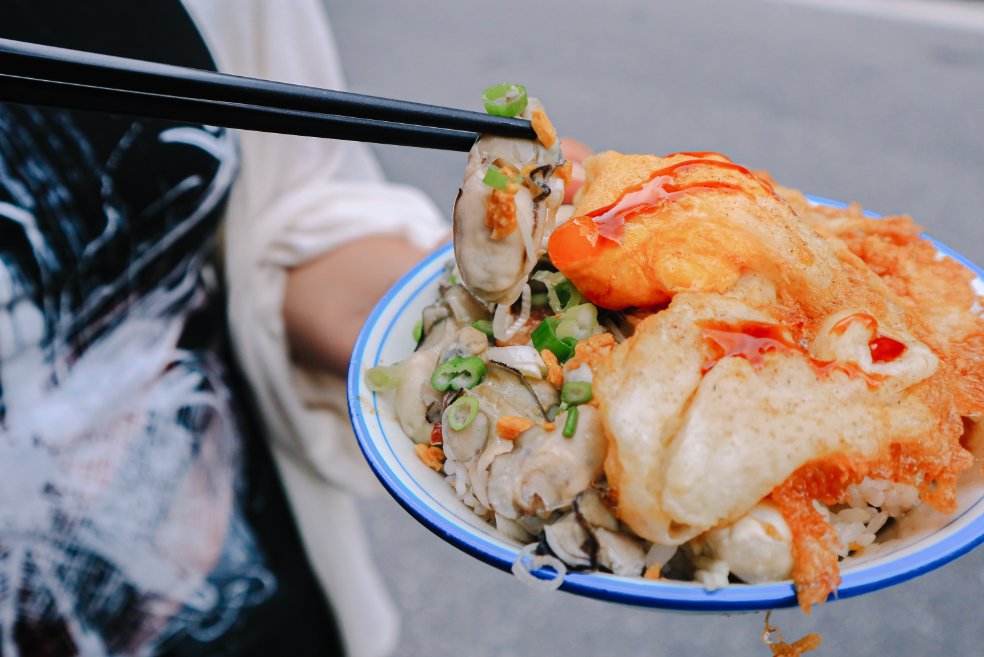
[324,0,984,654]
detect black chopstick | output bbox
[0,38,537,150]
[0,74,480,152]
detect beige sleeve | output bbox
[180,2,449,656]
[184,0,447,491]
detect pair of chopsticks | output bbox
[0,38,536,152]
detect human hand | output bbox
[284,235,429,374]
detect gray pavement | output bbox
[323,0,984,654]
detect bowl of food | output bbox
[347,97,984,612]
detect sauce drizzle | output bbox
[698,320,886,387]
[869,336,907,363]
[829,313,907,364]
[583,157,775,244]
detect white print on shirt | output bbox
[0,106,273,657]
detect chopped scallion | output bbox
[531,316,576,362]
[561,381,593,406]
[555,303,599,342]
[531,270,584,313]
[482,164,521,191]
[562,405,579,438]
[482,82,528,117]
[412,320,423,343]
[471,319,494,338]
[366,364,401,392]
[431,356,487,392]
[555,280,585,310]
[446,396,480,431]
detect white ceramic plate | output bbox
[346,197,984,611]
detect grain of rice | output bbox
[837,508,872,524]
[693,554,730,590]
[867,511,889,534]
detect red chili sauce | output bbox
[697,318,900,387]
[585,157,775,244]
[829,312,908,364]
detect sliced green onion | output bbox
[555,303,599,342]
[531,270,566,313]
[366,364,402,392]
[446,396,480,431]
[482,164,521,191]
[531,270,585,313]
[531,270,565,285]
[561,381,593,406]
[472,319,494,338]
[531,317,575,362]
[431,356,487,392]
[482,82,528,117]
[562,405,579,438]
[450,273,459,285]
[412,320,423,343]
[555,280,585,310]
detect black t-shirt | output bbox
[0,3,341,655]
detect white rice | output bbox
[692,555,731,590]
[449,435,922,588]
[444,454,493,519]
[690,477,922,589]
[443,457,466,496]
[826,478,920,558]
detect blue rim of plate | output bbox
[347,196,984,612]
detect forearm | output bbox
[283,235,430,375]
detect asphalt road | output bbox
[322,1,984,655]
